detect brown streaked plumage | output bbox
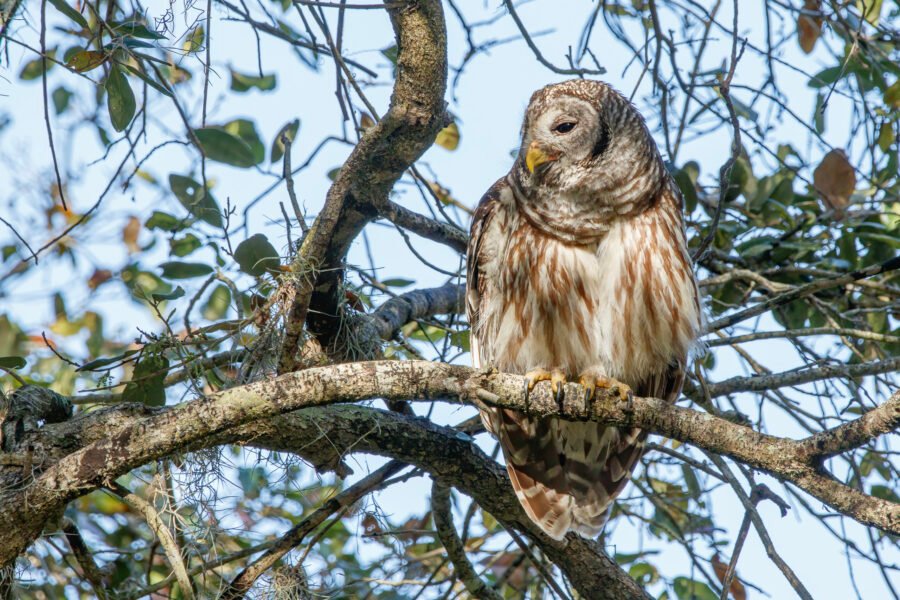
[467,80,702,540]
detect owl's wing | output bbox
[466,177,505,373]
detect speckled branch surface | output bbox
[278,0,450,371]
[2,360,897,578]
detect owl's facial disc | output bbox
[523,95,603,179]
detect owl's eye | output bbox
[553,122,577,134]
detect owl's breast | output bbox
[478,201,700,387]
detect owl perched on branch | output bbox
[466,80,702,540]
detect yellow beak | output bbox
[525,141,559,174]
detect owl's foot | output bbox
[523,368,567,412]
[578,371,633,409]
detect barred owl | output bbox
[466,79,702,540]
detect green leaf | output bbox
[382,278,414,288]
[223,119,265,165]
[170,234,202,257]
[123,64,173,97]
[814,92,826,134]
[736,236,774,258]
[629,563,659,585]
[673,168,699,213]
[48,0,88,29]
[123,355,169,406]
[146,211,189,232]
[434,121,460,150]
[877,122,895,152]
[77,349,139,371]
[152,286,186,302]
[66,49,107,72]
[169,174,223,228]
[381,44,398,65]
[194,127,258,168]
[857,0,883,25]
[681,465,702,499]
[238,466,268,499]
[673,577,718,600]
[0,356,26,369]
[19,50,56,80]
[808,66,846,89]
[160,262,213,279]
[202,284,231,320]
[183,25,204,53]
[121,265,172,302]
[730,96,759,123]
[449,329,470,352]
[106,64,136,132]
[230,69,276,92]
[870,485,900,503]
[52,86,73,114]
[270,119,300,163]
[883,80,900,108]
[234,234,280,277]
[109,20,167,40]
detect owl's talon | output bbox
[549,369,567,412]
[554,383,565,411]
[523,368,551,414]
[623,388,635,414]
[578,371,632,410]
[523,368,567,413]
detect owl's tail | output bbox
[482,408,645,540]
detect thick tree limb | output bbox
[279,0,448,370]
[13,403,648,599]
[2,360,897,577]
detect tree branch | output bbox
[365,281,465,340]
[431,481,502,600]
[108,482,195,600]
[800,390,900,458]
[220,460,408,599]
[279,0,448,370]
[706,255,900,332]
[3,360,898,577]
[61,518,108,600]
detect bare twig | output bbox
[107,483,195,599]
[706,454,814,600]
[431,481,502,600]
[61,518,107,599]
[692,0,743,261]
[501,0,604,76]
[220,461,408,599]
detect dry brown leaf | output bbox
[813,148,856,218]
[359,112,376,131]
[87,269,113,290]
[361,513,382,536]
[797,0,823,54]
[712,554,748,600]
[123,216,141,253]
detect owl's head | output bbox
[514,80,665,210]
